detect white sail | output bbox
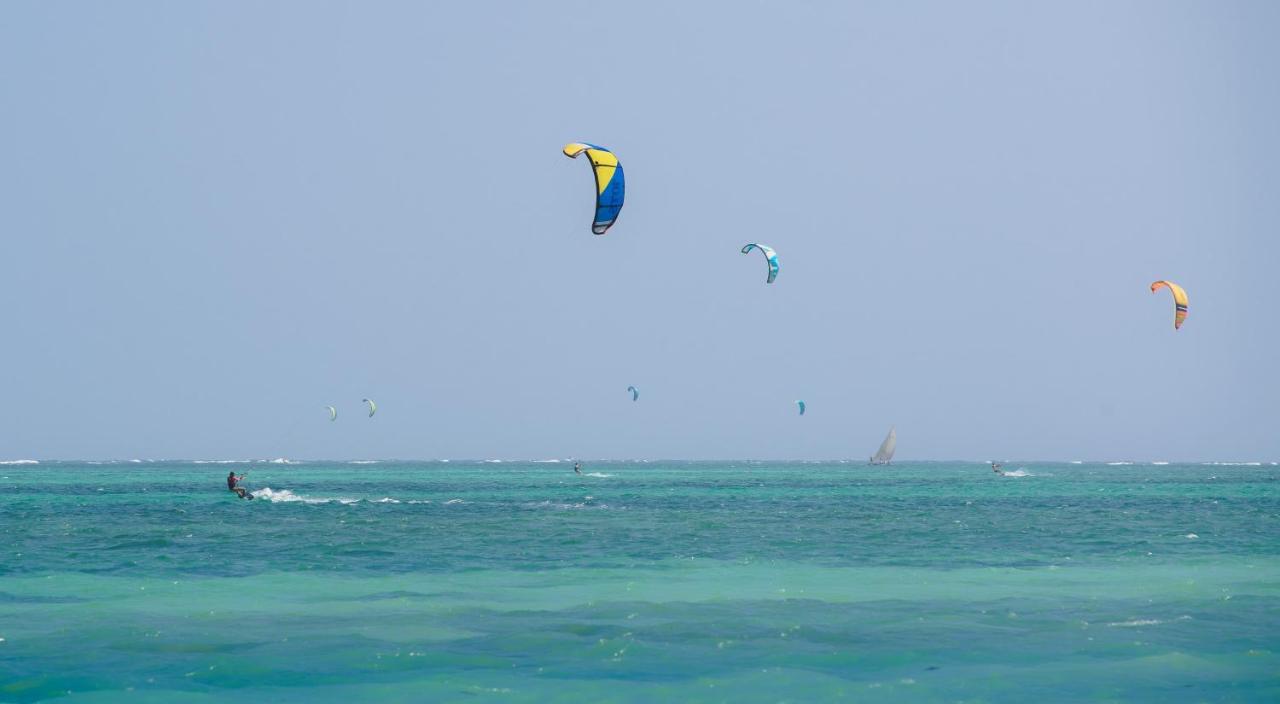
[871,427,896,464]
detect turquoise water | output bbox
[2,460,1277,702]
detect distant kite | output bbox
[325,405,337,421]
[627,385,639,402]
[1150,280,1188,330]
[563,143,625,235]
[741,244,779,284]
[363,398,377,417]
[796,400,806,416]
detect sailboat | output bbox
[869,426,896,465]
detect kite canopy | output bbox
[563,142,625,235]
[1150,280,1188,329]
[627,385,639,402]
[326,405,337,421]
[363,398,377,417]
[740,243,779,284]
[796,400,806,416]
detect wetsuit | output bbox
[228,474,248,498]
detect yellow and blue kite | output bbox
[563,142,625,235]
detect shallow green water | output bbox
[2,461,1278,702]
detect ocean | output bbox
[2,460,1277,702]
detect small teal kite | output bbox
[741,243,779,284]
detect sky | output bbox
[1,1,1277,461]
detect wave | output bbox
[1000,469,1032,477]
[525,500,613,510]
[483,459,503,464]
[373,497,400,504]
[444,498,465,505]
[192,459,249,465]
[250,488,357,505]
[1107,615,1190,628]
[1106,462,1134,466]
[1185,533,1198,539]
[584,472,612,478]
[1201,461,1262,466]
[531,459,562,463]
[1151,461,1170,465]
[349,460,380,465]
[1070,461,1083,464]
[264,458,299,465]
[0,460,38,465]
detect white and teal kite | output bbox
[740,243,779,284]
[326,405,337,421]
[627,385,639,402]
[363,398,377,418]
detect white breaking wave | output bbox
[1070,461,1083,464]
[1106,462,1134,466]
[484,459,503,464]
[349,460,380,465]
[192,460,250,465]
[264,458,298,465]
[251,487,357,505]
[444,498,466,504]
[1151,461,1170,465]
[1107,619,1163,628]
[0,460,38,465]
[373,497,400,504]
[584,472,612,478]
[1202,462,1263,466]
[531,459,562,463]
[1107,615,1190,628]
[1000,469,1032,477]
[525,500,612,510]
[1185,533,1199,539]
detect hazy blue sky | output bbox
[2,1,1277,461]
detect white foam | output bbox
[483,459,503,464]
[1185,533,1198,539]
[349,460,380,465]
[1202,462,1263,466]
[1106,462,1134,466]
[1151,461,1170,465]
[251,488,356,505]
[444,498,465,505]
[531,459,562,463]
[407,500,431,504]
[1070,461,1083,464]
[373,497,400,504]
[129,459,143,464]
[584,472,612,478]
[192,460,249,465]
[264,458,298,465]
[1107,619,1163,628]
[0,460,37,465]
[526,500,611,510]
[1001,469,1032,477]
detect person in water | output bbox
[574,461,582,475]
[227,471,250,499]
[991,462,1004,475]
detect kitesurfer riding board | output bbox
[227,471,252,499]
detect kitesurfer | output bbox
[227,471,250,499]
[992,463,1004,475]
[574,461,582,475]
